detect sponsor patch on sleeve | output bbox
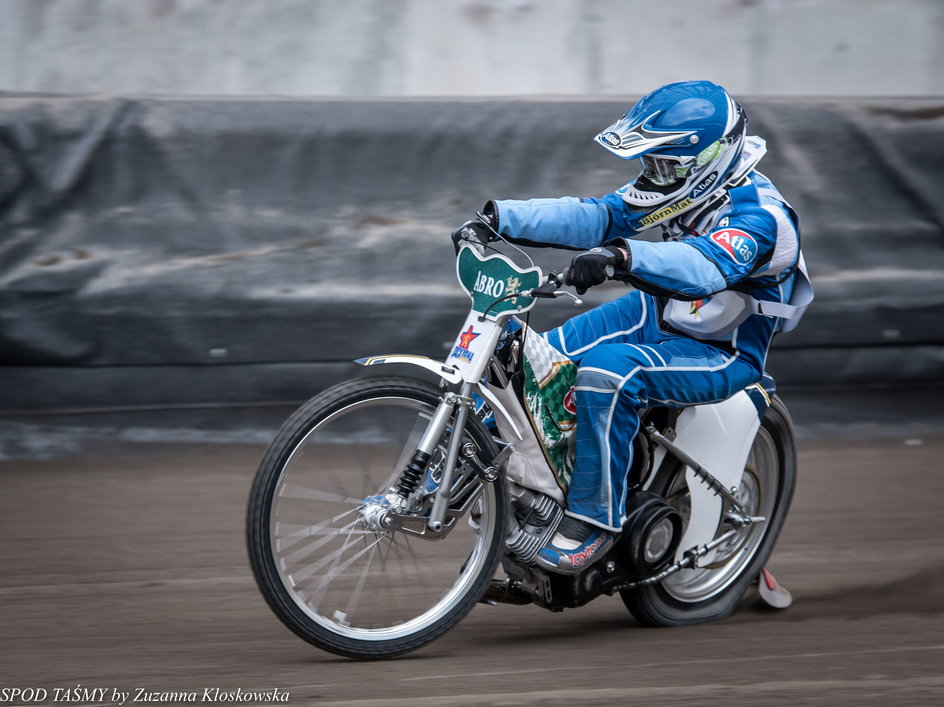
[709,229,758,266]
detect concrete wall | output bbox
[1,0,943,98]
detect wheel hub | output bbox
[359,494,396,532]
[710,467,761,565]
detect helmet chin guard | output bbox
[595,81,754,229]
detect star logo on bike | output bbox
[457,325,480,350]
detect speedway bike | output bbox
[246,234,796,659]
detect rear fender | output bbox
[670,389,763,562]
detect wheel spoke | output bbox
[389,532,431,589]
[290,519,376,585]
[305,534,388,607]
[276,514,366,542]
[343,541,379,621]
[276,507,363,551]
[278,483,362,505]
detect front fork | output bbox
[387,313,509,534]
[391,382,476,534]
[427,389,472,533]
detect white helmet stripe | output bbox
[595,111,697,160]
[723,94,740,133]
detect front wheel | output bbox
[247,376,505,659]
[621,395,797,626]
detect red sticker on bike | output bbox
[710,229,758,266]
[563,387,577,415]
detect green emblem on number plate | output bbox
[456,245,541,318]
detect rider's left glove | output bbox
[564,245,627,295]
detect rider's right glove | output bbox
[565,245,628,295]
[451,204,499,253]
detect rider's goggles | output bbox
[640,153,693,187]
[640,137,730,187]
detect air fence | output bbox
[1,95,942,410]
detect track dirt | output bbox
[2,420,943,706]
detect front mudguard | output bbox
[355,354,524,441]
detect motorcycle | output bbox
[246,233,796,660]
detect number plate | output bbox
[456,245,541,319]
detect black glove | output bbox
[451,219,494,253]
[564,245,627,295]
[451,203,499,253]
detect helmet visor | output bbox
[640,154,692,187]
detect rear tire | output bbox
[621,395,796,626]
[247,376,506,659]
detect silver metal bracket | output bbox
[725,509,767,529]
[479,441,514,481]
[646,424,750,518]
[443,392,476,408]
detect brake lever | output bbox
[524,272,583,306]
[526,281,559,298]
[555,290,583,306]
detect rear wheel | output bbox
[621,395,796,626]
[247,376,505,659]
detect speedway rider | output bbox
[453,80,811,575]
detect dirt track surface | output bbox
[2,419,944,706]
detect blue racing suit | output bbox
[491,171,803,532]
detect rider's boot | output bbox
[534,515,615,575]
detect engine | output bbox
[504,487,564,564]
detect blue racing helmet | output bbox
[595,81,747,227]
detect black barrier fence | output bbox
[1,94,943,411]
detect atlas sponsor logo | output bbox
[567,532,607,567]
[639,198,693,226]
[691,172,718,198]
[710,228,757,265]
[450,325,480,362]
[563,387,577,414]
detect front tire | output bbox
[247,376,505,659]
[621,395,796,626]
